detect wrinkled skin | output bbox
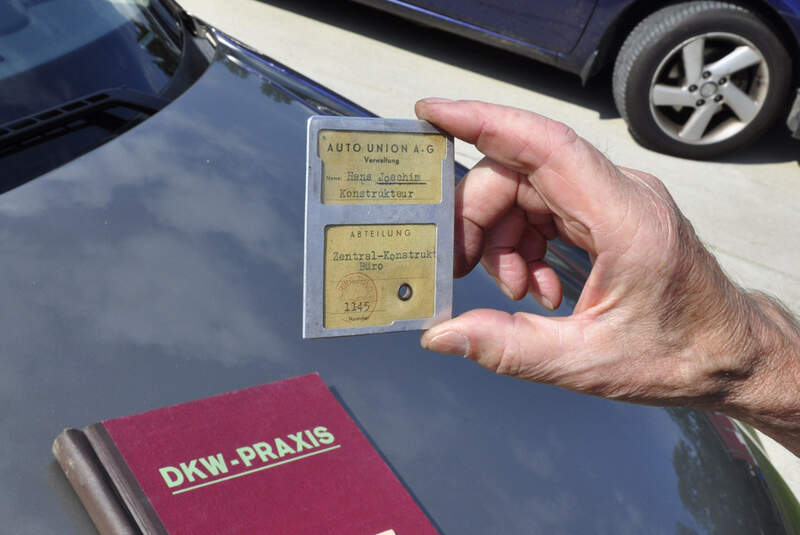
[416,99,800,456]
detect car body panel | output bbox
[384,0,598,53]
[0,27,794,534]
[350,0,569,69]
[355,0,800,78]
[565,0,637,75]
[778,11,800,46]
[772,0,800,15]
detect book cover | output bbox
[53,373,438,535]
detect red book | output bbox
[53,374,438,535]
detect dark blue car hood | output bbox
[0,28,793,534]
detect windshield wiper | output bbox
[0,87,168,155]
[0,7,212,192]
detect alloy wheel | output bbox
[648,32,768,145]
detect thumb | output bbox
[421,309,575,379]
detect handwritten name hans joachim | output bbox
[319,130,445,205]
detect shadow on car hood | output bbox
[0,31,794,534]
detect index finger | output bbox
[415,99,624,239]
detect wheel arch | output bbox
[591,0,799,82]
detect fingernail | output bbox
[423,331,470,357]
[419,97,453,105]
[535,295,555,310]
[497,280,514,300]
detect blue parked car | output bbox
[354,0,800,158]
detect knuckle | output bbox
[543,118,579,156]
[474,119,499,153]
[493,313,525,377]
[655,196,689,255]
[622,168,688,256]
[652,195,681,236]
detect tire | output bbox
[613,1,792,159]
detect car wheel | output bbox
[613,1,792,159]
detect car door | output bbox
[408,0,599,53]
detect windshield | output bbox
[0,0,188,190]
[0,0,181,122]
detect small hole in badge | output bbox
[397,283,413,301]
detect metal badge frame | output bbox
[303,116,454,338]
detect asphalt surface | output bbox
[179,0,800,499]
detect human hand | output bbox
[415,99,800,433]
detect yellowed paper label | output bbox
[324,224,436,328]
[319,130,445,204]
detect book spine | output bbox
[84,423,169,535]
[52,428,141,535]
